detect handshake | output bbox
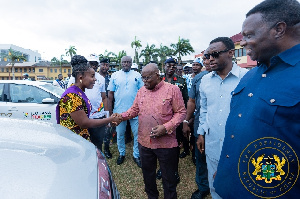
[110,113,123,127]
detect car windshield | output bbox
[40,83,64,97]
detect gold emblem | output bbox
[238,137,299,198]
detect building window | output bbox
[235,49,239,58]
[68,69,71,73]
[15,68,18,72]
[1,68,4,72]
[16,77,18,80]
[28,68,31,72]
[50,69,53,73]
[64,69,66,73]
[33,68,35,72]
[1,77,4,80]
[39,69,43,72]
[55,69,57,73]
[24,68,27,72]
[20,68,22,72]
[242,48,247,56]
[6,68,9,72]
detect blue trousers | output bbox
[116,119,139,158]
[194,121,209,192]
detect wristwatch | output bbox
[183,120,189,124]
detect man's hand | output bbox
[196,135,205,154]
[110,113,123,126]
[150,125,167,138]
[182,122,191,138]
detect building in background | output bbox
[0,44,41,63]
[0,61,71,81]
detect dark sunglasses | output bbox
[204,49,230,59]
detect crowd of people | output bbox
[55,0,300,198]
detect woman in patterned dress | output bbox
[56,55,121,140]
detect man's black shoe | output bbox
[191,189,210,199]
[179,151,190,158]
[175,171,180,184]
[104,149,112,159]
[133,157,142,168]
[117,155,125,165]
[156,169,162,180]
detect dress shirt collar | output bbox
[210,62,240,78]
[151,79,164,92]
[257,44,300,68]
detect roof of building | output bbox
[230,32,243,43]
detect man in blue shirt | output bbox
[214,0,300,198]
[197,37,248,199]
[183,54,211,199]
[108,56,144,167]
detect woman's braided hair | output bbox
[71,55,91,78]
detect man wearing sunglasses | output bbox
[214,0,300,198]
[196,37,248,199]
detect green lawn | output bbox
[106,141,212,199]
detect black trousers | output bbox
[139,144,178,199]
[88,117,109,151]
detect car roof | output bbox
[0,118,97,198]
[0,80,64,97]
[0,80,50,86]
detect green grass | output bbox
[106,141,212,199]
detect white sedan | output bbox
[0,118,120,199]
[0,80,64,123]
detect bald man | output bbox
[119,63,186,199]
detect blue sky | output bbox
[1,0,263,61]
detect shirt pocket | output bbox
[255,93,300,127]
[158,97,173,116]
[230,86,245,109]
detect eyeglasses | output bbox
[204,49,230,59]
[141,74,155,81]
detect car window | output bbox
[40,83,64,97]
[10,84,52,103]
[0,83,4,101]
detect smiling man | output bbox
[196,37,248,199]
[120,63,186,199]
[214,0,300,198]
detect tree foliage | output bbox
[131,36,142,64]
[170,36,194,63]
[65,45,77,59]
[6,48,26,80]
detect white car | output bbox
[0,118,120,199]
[0,80,64,123]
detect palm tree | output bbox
[170,36,195,64]
[6,48,26,80]
[131,36,142,64]
[65,46,77,59]
[139,44,156,65]
[99,50,116,61]
[156,44,174,72]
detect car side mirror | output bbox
[42,98,55,104]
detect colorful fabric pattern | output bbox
[59,92,90,140]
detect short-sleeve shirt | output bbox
[59,93,90,140]
[107,70,143,113]
[85,73,106,118]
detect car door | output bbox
[0,83,12,119]
[5,83,58,123]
